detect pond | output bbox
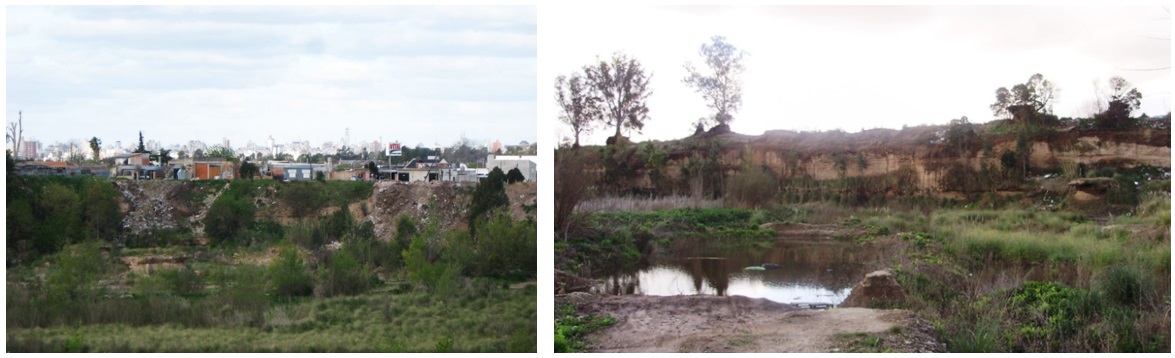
[594,240,883,306]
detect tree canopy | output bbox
[990,73,1058,119]
[584,52,652,143]
[683,35,748,127]
[555,72,598,148]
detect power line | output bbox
[1117,67,1171,72]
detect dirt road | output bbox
[568,294,943,353]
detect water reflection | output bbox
[595,240,881,305]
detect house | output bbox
[110,153,166,179]
[14,162,110,178]
[267,162,329,181]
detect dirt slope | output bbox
[572,294,942,353]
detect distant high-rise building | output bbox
[222,137,230,149]
[20,140,38,160]
[492,139,502,154]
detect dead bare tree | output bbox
[6,111,23,160]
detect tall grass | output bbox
[7,285,536,352]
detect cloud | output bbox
[7,5,537,147]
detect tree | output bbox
[136,131,148,154]
[88,137,102,161]
[584,52,652,144]
[506,167,525,183]
[555,73,598,148]
[1094,76,1144,130]
[367,161,379,179]
[7,111,23,160]
[336,146,355,160]
[239,160,260,180]
[151,148,173,166]
[990,87,1012,119]
[683,36,748,127]
[990,73,1058,119]
[205,145,236,161]
[467,167,509,234]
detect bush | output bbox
[203,195,255,245]
[321,205,355,242]
[319,249,373,297]
[466,210,536,279]
[280,182,327,219]
[270,244,313,297]
[506,167,525,183]
[402,222,462,295]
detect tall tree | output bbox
[555,72,598,148]
[683,35,748,127]
[88,137,102,161]
[584,52,652,143]
[135,131,148,154]
[7,111,23,160]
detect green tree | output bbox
[136,131,148,153]
[683,35,748,127]
[205,145,236,161]
[336,146,355,160]
[506,167,526,183]
[151,148,173,166]
[88,137,101,161]
[990,73,1058,119]
[555,72,598,148]
[585,52,653,144]
[82,180,122,242]
[367,161,379,179]
[1094,76,1144,130]
[468,167,509,234]
[239,160,260,180]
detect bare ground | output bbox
[567,294,943,353]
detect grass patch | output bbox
[554,304,616,353]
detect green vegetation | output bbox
[7,165,535,352]
[554,304,616,353]
[557,207,778,278]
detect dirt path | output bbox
[572,294,940,353]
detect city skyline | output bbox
[7,6,537,147]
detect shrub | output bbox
[321,205,354,242]
[270,244,313,297]
[506,167,525,183]
[280,182,326,219]
[466,210,537,279]
[319,249,372,297]
[402,223,462,295]
[203,195,255,245]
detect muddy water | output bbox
[595,240,882,305]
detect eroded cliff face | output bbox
[572,126,1170,197]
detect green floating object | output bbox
[744,266,766,271]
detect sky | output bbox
[6,5,536,150]
[539,5,1172,146]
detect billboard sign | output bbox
[387,142,402,157]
